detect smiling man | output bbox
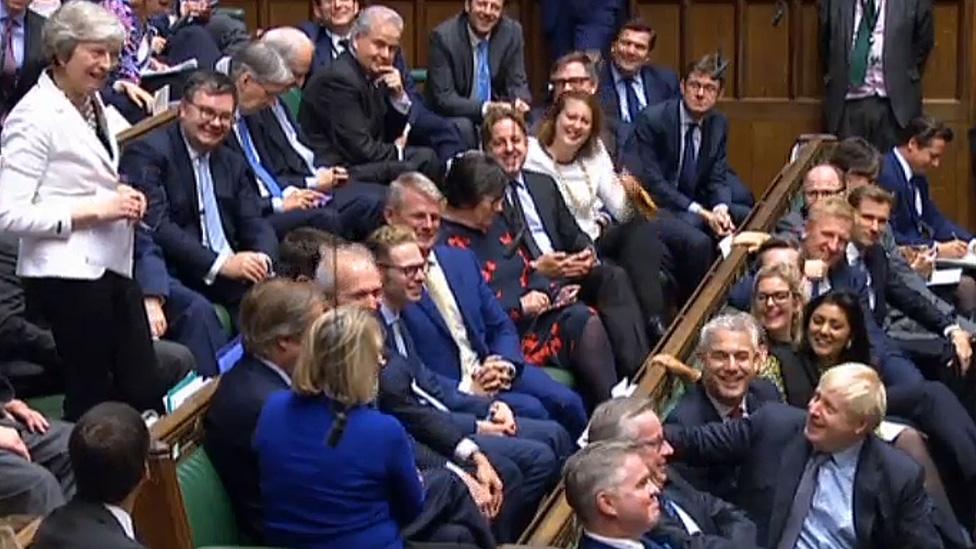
[426,0,532,148]
[0,0,46,124]
[665,363,942,549]
[299,5,442,185]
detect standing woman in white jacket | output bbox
[0,1,165,420]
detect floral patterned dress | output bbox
[440,218,594,372]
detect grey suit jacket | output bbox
[425,12,531,121]
[819,0,933,132]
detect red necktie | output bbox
[727,406,744,420]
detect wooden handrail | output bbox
[117,107,178,146]
[518,137,835,547]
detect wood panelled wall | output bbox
[223,0,976,228]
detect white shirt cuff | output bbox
[944,324,963,338]
[445,461,465,477]
[204,247,232,285]
[390,94,412,114]
[396,144,405,162]
[714,203,729,213]
[457,376,474,394]
[688,202,703,215]
[271,197,284,213]
[454,438,479,462]
[304,175,319,189]
[480,101,490,117]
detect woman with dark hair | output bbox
[439,151,618,408]
[524,90,672,329]
[254,305,424,549]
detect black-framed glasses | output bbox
[378,262,429,278]
[685,80,720,95]
[185,101,234,125]
[755,290,792,305]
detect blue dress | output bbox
[254,391,424,548]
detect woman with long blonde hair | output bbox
[254,305,423,549]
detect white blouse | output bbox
[524,137,632,240]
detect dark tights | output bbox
[572,315,618,411]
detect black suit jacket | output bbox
[819,0,933,132]
[425,12,531,121]
[652,470,760,549]
[623,98,733,213]
[507,170,593,259]
[203,353,288,542]
[665,403,942,549]
[119,124,278,284]
[298,50,408,169]
[664,381,781,502]
[248,104,316,190]
[0,10,46,118]
[858,244,952,334]
[32,498,145,549]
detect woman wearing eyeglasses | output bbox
[0,2,167,420]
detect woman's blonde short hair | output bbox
[751,263,806,346]
[818,362,887,429]
[292,305,383,405]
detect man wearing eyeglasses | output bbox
[774,164,847,241]
[624,53,751,242]
[120,69,278,325]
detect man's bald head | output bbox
[261,27,315,87]
[802,164,845,209]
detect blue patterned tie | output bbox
[237,116,283,198]
[678,122,698,196]
[476,40,491,103]
[623,76,642,123]
[195,154,231,253]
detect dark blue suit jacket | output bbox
[623,98,734,212]
[664,382,781,503]
[598,63,680,125]
[401,246,525,382]
[858,244,952,334]
[877,150,973,245]
[665,403,941,548]
[133,226,169,298]
[203,353,290,542]
[382,314,493,435]
[119,124,278,284]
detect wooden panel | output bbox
[922,1,961,99]
[797,1,823,99]
[742,1,790,98]
[266,0,309,29]
[386,1,419,67]
[634,2,682,73]
[686,2,738,96]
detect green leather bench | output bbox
[176,447,282,548]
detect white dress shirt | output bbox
[847,0,888,99]
[103,504,136,540]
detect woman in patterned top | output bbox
[524,90,670,333]
[750,263,806,396]
[98,0,169,120]
[438,151,618,408]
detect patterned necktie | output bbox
[195,154,231,254]
[623,76,642,123]
[678,122,699,196]
[236,116,283,198]
[476,40,491,103]
[776,453,829,549]
[727,406,744,420]
[0,16,17,111]
[849,0,878,87]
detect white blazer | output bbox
[0,71,133,280]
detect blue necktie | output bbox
[476,40,491,103]
[623,76,642,123]
[194,154,231,253]
[237,116,283,198]
[678,122,698,196]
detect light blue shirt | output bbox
[507,173,555,255]
[796,441,862,549]
[270,98,318,176]
[610,64,645,123]
[0,3,25,71]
